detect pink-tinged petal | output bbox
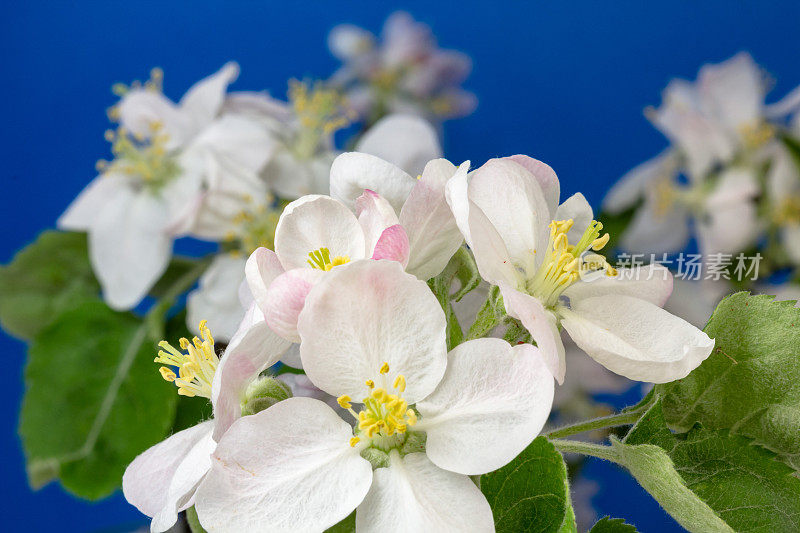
[330,152,417,212]
[264,268,325,343]
[355,114,442,177]
[195,398,373,533]
[274,195,367,270]
[506,155,561,216]
[245,247,284,316]
[297,260,447,404]
[498,283,565,384]
[400,159,468,280]
[564,264,674,307]
[417,339,554,475]
[356,452,494,533]
[560,294,714,383]
[211,303,291,440]
[371,224,410,267]
[356,189,399,254]
[469,158,552,273]
[122,420,214,529]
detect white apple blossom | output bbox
[123,317,290,532]
[58,63,272,310]
[604,52,800,257]
[194,260,554,532]
[246,152,467,344]
[447,155,715,384]
[328,11,476,124]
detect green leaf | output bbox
[656,292,800,470]
[19,300,177,499]
[467,285,503,340]
[0,231,99,340]
[626,399,800,532]
[588,516,639,532]
[481,436,573,533]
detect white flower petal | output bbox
[280,343,303,369]
[117,90,191,149]
[417,339,554,475]
[264,267,325,343]
[195,398,373,533]
[89,189,173,310]
[274,195,366,270]
[506,154,561,216]
[698,200,759,256]
[564,264,674,307]
[150,429,217,532]
[178,62,240,133]
[245,247,285,316]
[211,302,291,440]
[698,52,764,133]
[355,189,400,255]
[444,161,472,246]
[186,254,247,343]
[330,152,417,212]
[555,192,594,243]
[560,294,714,383]
[400,160,467,280]
[298,260,447,404]
[264,148,336,199]
[355,114,442,177]
[498,284,565,383]
[371,225,410,267]
[328,23,375,60]
[122,420,214,525]
[603,151,674,213]
[57,173,131,231]
[188,113,273,175]
[620,200,690,255]
[356,452,494,533]
[467,200,524,288]
[468,158,551,272]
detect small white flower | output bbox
[122,319,290,532]
[58,64,271,310]
[193,260,554,532]
[448,155,714,384]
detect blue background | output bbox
[3,1,800,531]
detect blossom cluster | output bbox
[8,11,800,533]
[122,148,714,531]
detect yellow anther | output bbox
[154,321,219,399]
[406,409,418,426]
[371,388,387,401]
[379,362,390,374]
[337,395,352,409]
[591,233,610,251]
[349,436,360,447]
[392,375,406,392]
[365,379,374,389]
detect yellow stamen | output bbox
[379,362,390,375]
[337,395,352,409]
[306,247,350,271]
[154,320,219,399]
[349,437,361,447]
[392,375,406,392]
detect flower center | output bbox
[525,219,616,309]
[738,121,775,150]
[338,362,418,451]
[224,197,282,255]
[288,79,353,159]
[97,125,181,190]
[155,320,219,399]
[775,195,800,225]
[307,247,351,271]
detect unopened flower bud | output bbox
[241,376,293,416]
